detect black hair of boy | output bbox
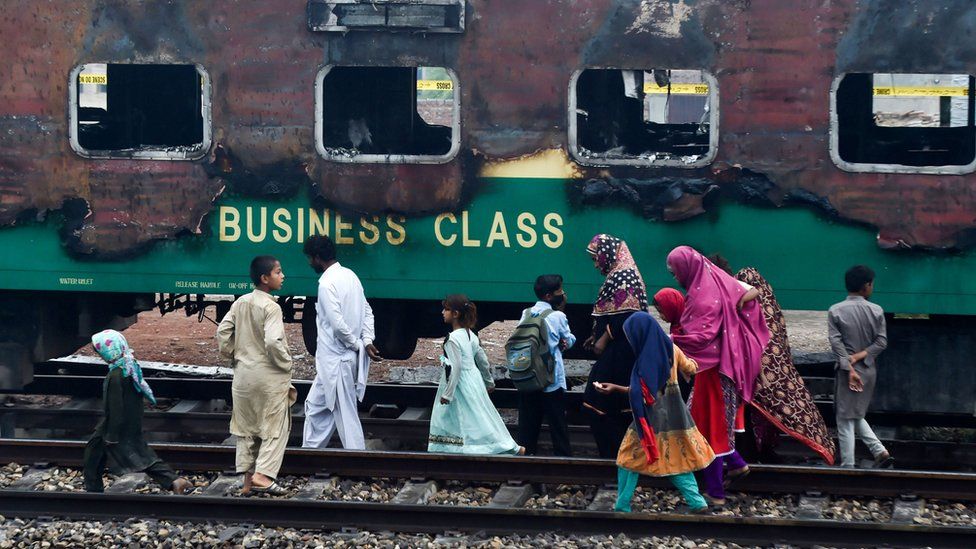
[303,235,337,263]
[250,255,279,286]
[534,274,563,300]
[844,265,875,293]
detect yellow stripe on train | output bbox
[416,79,454,91]
[78,74,107,85]
[644,83,710,95]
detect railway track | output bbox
[0,440,973,548]
[26,356,976,429]
[6,374,976,470]
[5,394,976,470]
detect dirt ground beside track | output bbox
[72,308,828,381]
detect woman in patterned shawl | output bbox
[707,255,835,465]
[582,234,649,458]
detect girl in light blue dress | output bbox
[428,294,524,455]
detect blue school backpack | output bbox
[505,309,555,392]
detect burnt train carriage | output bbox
[0,0,975,418]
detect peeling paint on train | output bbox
[2,0,976,256]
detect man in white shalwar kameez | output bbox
[302,235,381,449]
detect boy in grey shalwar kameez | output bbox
[827,265,893,469]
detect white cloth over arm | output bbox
[312,262,376,410]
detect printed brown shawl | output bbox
[736,267,836,464]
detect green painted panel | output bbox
[2,178,975,315]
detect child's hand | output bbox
[559,338,568,351]
[848,370,864,392]
[440,397,450,405]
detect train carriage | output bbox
[1,0,975,417]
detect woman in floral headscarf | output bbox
[583,234,649,458]
[83,330,191,494]
[666,246,770,506]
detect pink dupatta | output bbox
[666,246,770,402]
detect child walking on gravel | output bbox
[514,274,576,456]
[83,330,191,494]
[593,312,714,514]
[217,256,297,495]
[828,265,893,468]
[428,294,525,455]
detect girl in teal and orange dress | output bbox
[594,312,715,514]
[427,294,525,455]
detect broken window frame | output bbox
[829,72,976,175]
[567,68,720,168]
[68,63,212,161]
[314,64,461,164]
[307,0,465,33]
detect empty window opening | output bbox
[72,63,209,159]
[317,66,458,163]
[571,69,716,167]
[834,72,976,170]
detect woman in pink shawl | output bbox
[666,246,770,506]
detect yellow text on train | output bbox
[217,206,564,249]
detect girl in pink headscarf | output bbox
[666,246,770,506]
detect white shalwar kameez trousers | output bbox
[302,262,376,449]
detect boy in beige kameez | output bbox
[217,256,297,494]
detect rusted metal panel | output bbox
[3,0,976,256]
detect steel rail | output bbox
[4,406,976,470]
[2,439,976,501]
[15,372,976,429]
[0,490,972,548]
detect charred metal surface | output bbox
[207,145,306,198]
[574,176,718,222]
[4,0,976,253]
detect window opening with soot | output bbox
[316,66,459,163]
[570,68,717,167]
[832,72,976,173]
[71,63,211,160]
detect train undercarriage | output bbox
[2,290,975,420]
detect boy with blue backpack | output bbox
[506,274,576,456]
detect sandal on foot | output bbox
[703,494,725,507]
[724,466,750,489]
[873,452,895,469]
[251,481,287,495]
[171,478,193,495]
[674,504,709,515]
